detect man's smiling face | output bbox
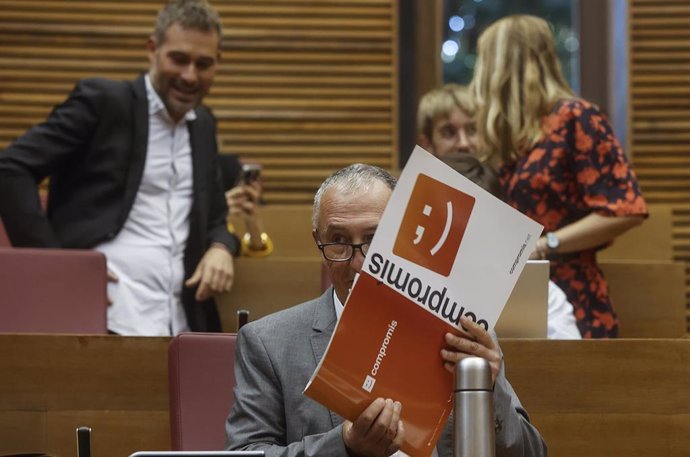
[147,22,220,122]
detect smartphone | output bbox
[240,163,262,185]
[76,426,91,457]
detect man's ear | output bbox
[146,36,157,65]
[311,229,319,244]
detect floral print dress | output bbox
[498,99,648,338]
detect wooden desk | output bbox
[0,335,171,457]
[602,260,687,338]
[501,339,690,456]
[1,335,689,457]
[599,204,674,261]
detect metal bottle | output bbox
[453,356,495,457]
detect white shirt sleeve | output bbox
[547,281,582,339]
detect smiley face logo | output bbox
[393,174,475,276]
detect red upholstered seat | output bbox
[168,332,237,450]
[0,247,108,334]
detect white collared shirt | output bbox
[332,290,439,457]
[547,281,582,339]
[95,74,195,336]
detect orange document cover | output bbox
[304,271,459,457]
[304,147,543,456]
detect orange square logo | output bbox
[393,174,475,276]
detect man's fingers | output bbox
[369,398,394,442]
[460,316,495,349]
[386,420,404,455]
[351,397,385,437]
[106,270,118,305]
[245,184,260,203]
[195,267,233,301]
[185,268,201,288]
[195,285,209,301]
[224,272,234,292]
[442,318,502,383]
[344,398,404,457]
[385,401,401,441]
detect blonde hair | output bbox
[470,15,574,162]
[417,83,475,140]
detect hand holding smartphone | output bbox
[239,163,261,185]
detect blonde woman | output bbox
[470,15,647,338]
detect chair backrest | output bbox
[168,333,237,450]
[0,247,108,334]
[601,259,687,337]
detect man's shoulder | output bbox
[64,77,138,112]
[240,293,331,342]
[247,295,325,331]
[75,77,134,95]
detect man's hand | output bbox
[225,182,261,218]
[184,244,234,301]
[342,397,404,457]
[106,269,119,305]
[440,315,502,385]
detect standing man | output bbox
[0,0,237,335]
[226,164,547,457]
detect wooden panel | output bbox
[502,339,690,414]
[0,0,398,205]
[630,0,690,333]
[502,340,690,457]
[0,335,169,411]
[0,334,171,457]
[45,411,170,457]
[0,411,46,454]
[230,204,318,259]
[258,202,676,262]
[598,204,673,261]
[530,414,690,457]
[2,335,690,457]
[217,257,323,331]
[601,260,686,338]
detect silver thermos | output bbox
[453,356,495,457]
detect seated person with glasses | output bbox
[225,163,547,457]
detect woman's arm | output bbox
[534,212,644,258]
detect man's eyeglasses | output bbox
[316,241,370,262]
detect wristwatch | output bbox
[545,232,560,252]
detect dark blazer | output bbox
[0,75,238,332]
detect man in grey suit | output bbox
[0,0,236,335]
[226,164,547,456]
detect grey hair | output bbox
[153,0,222,47]
[312,164,397,229]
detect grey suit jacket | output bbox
[226,289,547,457]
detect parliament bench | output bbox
[220,257,687,338]
[0,335,688,457]
[253,203,675,262]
